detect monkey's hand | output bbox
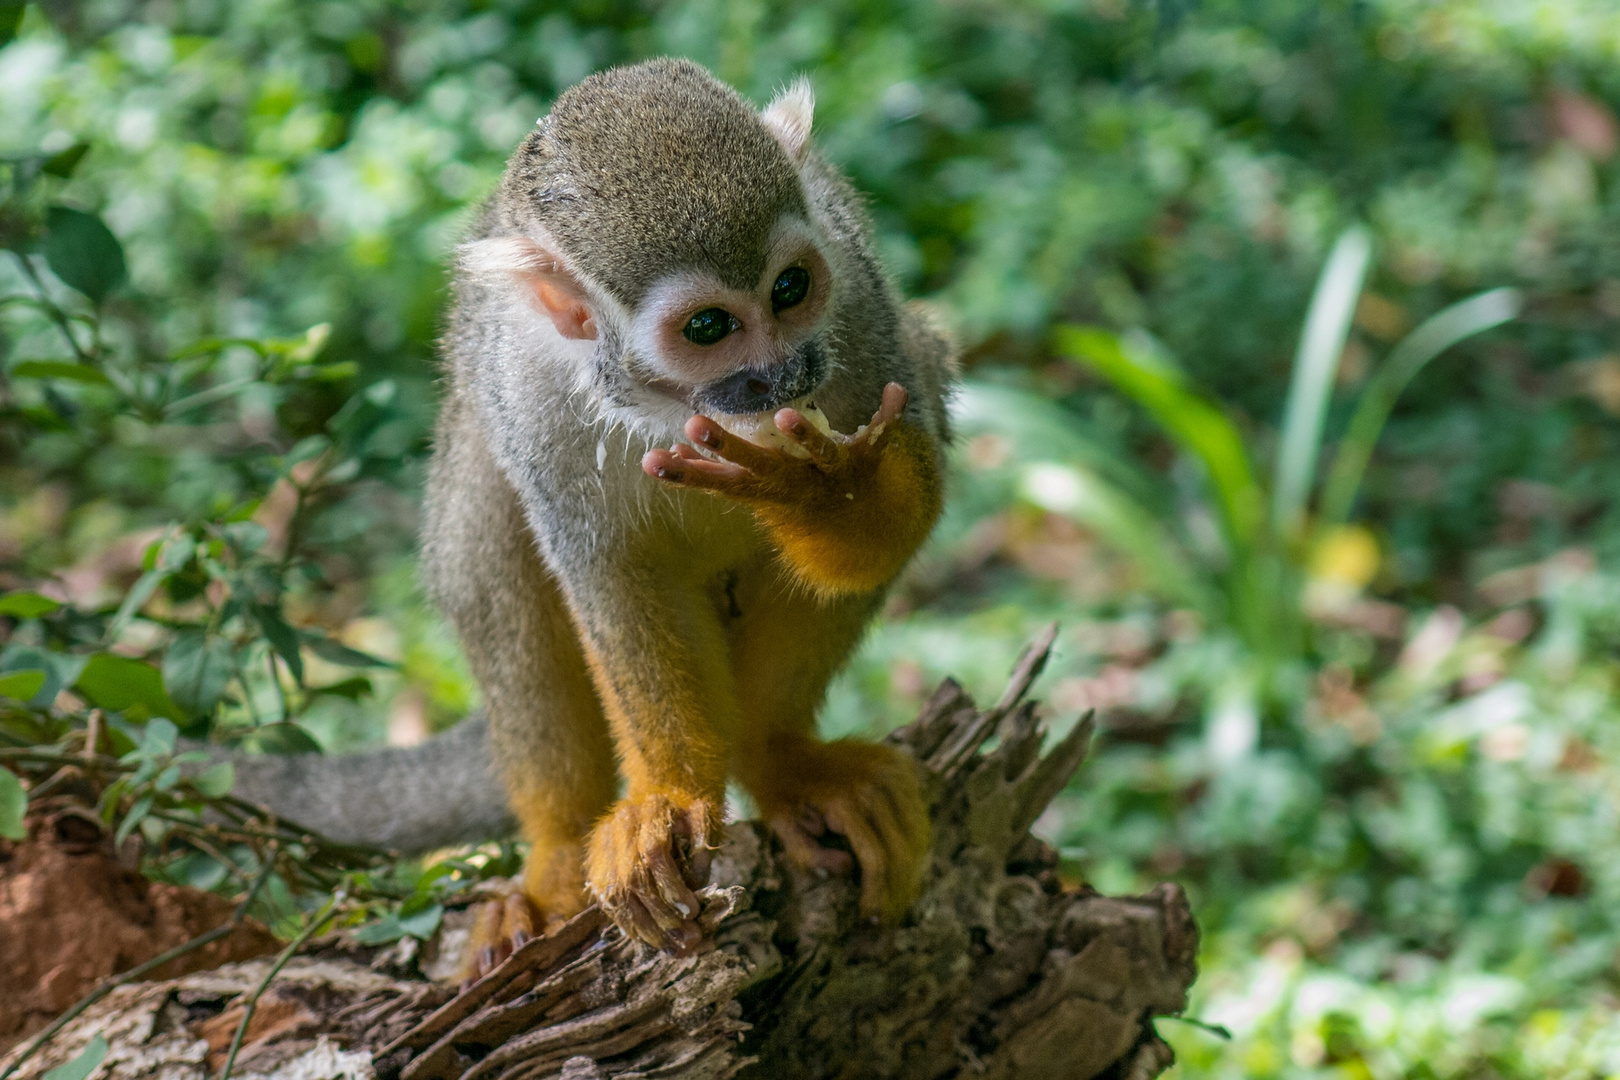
[584,789,721,953]
[745,734,931,922]
[642,383,943,595]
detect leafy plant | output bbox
[954,228,1520,735]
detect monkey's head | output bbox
[462,59,848,428]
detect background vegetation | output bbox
[6,0,1620,1074]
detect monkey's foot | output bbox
[584,790,720,954]
[752,736,931,923]
[459,859,589,984]
[460,891,542,984]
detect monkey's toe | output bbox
[757,738,931,924]
[460,891,542,985]
[585,790,720,954]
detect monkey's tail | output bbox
[195,714,515,855]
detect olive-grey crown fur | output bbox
[500,58,807,302]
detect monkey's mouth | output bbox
[690,339,827,416]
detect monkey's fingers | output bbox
[643,842,702,925]
[684,415,784,474]
[768,808,855,875]
[854,383,908,450]
[618,892,668,950]
[822,797,892,921]
[641,447,753,491]
[673,801,718,888]
[772,407,844,465]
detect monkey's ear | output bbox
[459,236,598,340]
[762,77,814,164]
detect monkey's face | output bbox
[627,224,835,417]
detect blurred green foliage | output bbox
[7,0,1620,1075]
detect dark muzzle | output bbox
[694,340,826,415]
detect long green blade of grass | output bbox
[1017,460,1218,613]
[951,380,1165,507]
[1272,226,1373,538]
[1057,325,1264,556]
[952,381,1218,612]
[1318,286,1522,528]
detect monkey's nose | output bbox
[696,343,825,415]
[699,367,793,413]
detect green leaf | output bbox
[220,521,268,555]
[138,718,179,757]
[0,645,82,706]
[244,722,322,755]
[41,143,89,179]
[42,1035,107,1080]
[191,761,235,798]
[309,676,372,701]
[43,206,127,304]
[0,669,46,701]
[0,768,26,841]
[1272,225,1373,537]
[285,322,331,363]
[105,566,166,643]
[398,902,444,940]
[1057,326,1264,555]
[1319,287,1522,529]
[163,631,235,718]
[114,794,153,847]
[351,914,407,945]
[253,605,304,682]
[9,361,111,385]
[0,591,63,618]
[0,3,23,50]
[304,634,393,669]
[76,653,184,721]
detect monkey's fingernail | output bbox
[666,924,700,954]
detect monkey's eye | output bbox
[771,266,811,313]
[682,308,740,346]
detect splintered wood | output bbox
[2,627,1198,1080]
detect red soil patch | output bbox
[0,809,279,1054]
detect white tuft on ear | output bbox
[457,235,597,340]
[762,77,815,163]
[457,236,552,280]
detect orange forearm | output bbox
[750,421,943,595]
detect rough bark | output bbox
[2,628,1198,1080]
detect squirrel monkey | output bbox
[229,59,955,965]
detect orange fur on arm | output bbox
[749,421,944,596]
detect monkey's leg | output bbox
[422,396,616,972]
[540,544,745,954]
[728,572,931,923]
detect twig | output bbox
[0,855,278,1080]
[7,251,91,364]
[217,885,348,1080]
[82,711,102,761]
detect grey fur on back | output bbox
[200,715,514,854]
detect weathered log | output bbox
[3,628,1197,1080]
